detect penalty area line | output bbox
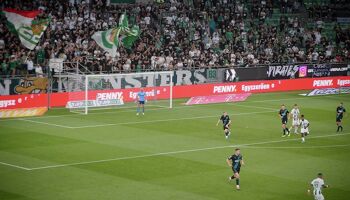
[0,161,31,171]
[18,119,74,129]
[25,132,350,171]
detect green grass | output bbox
[0,90,349,200]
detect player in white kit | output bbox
[289,104,300,134]
[309,173,329,200]
[300,114,309,143]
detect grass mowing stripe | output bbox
[25,132,350,171]
[69,110,277,129]
[231,104,278,111]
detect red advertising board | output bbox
[0,76,349,109]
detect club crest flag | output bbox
[92,14,140,57]
[1,8,49,50]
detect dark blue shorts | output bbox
[223,124,230,130]
[139,101,145,105]
[232,167,240,174]
[336,116,342,122]
[281,118,288,124]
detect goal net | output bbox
[66,71,174,114]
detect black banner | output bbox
[224,67,268,82]
[225,63,348,81]
[266,65,299,79]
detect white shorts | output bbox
[292,119,300,126]
[301,128,309,134]
[314,194,324,200]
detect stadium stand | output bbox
[0,0,349,76]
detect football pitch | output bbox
[0,91,349,200]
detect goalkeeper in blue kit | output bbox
[136,89,146,115]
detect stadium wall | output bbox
[1,63,348,95]
[0,76,349,109]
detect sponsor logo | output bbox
[241,83,272,92]
[0,107,47,118]
[129,89,161,99]
[313,80,333,87]
[66,99,124,109]
[0,100,16,108]
[330,67,348,72]
[96,92,123,100]
[213,85,237,93]
[186,93,251,105]
[338,79,350,86]
[298,65,307,78]
[306,87,350,96]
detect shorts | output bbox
[301,129,309,136]
[336,116,342,122]
[292,119,300,126]
[223,124,230,130]
[282,118,288,124]
[314,194,324,200]
[232,167,240,174]
[139,101,145,105]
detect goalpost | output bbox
[66,71,174,114]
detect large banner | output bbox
[227,63,349,81]
[1,65,347,95]
[0,77,48,95]
[0,76,349,109]
[53,69,219,92]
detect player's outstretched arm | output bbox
[241,159,245,166]
[226,159,232,167]
[216,119,220,126]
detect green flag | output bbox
[1,8,49,50]
[92,14,140,57]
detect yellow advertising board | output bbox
[0,107,47,118]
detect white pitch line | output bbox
[0,161,31,171]
[69,110,276,129]
[0,102,207,122]
[18,119,73,129]
[26,132,350,171]
[241,144,350,149]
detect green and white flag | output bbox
[91,28,119,57]
[1,8,49,50]
[92,14,140,57]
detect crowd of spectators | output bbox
[0,0,350,77]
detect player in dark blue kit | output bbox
[216,112,231,139]
[136,88,146,115]
[336,102,346,132]
[227,148,244,190]
[279,104,290,137]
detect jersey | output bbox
[311,178,325,196]
[336,106,346,119]
[291,108,300,121]
[228,154,243,172]
[138,91,146,102]
[300,119,309,133]
[279,109,289,124]
[220,115,230,126]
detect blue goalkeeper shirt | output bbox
[138,91,146,102]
